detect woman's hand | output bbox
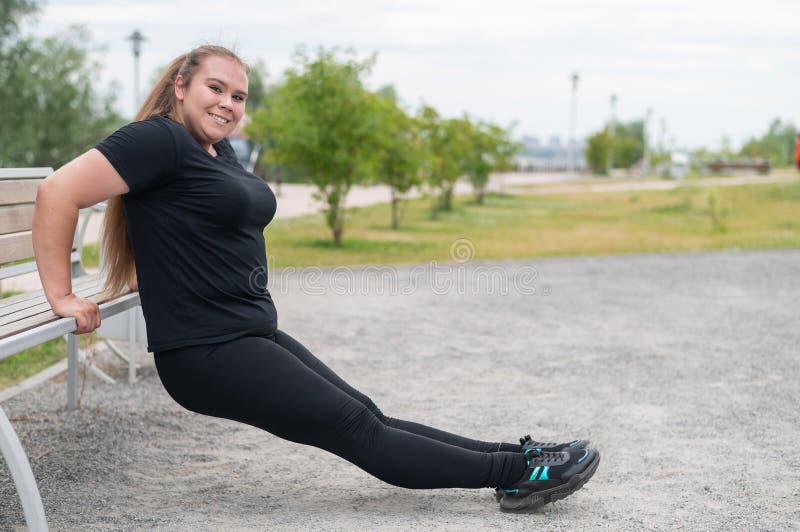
[50,293,101,334]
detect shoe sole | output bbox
[498,451,601,512]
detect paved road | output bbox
[1,249,798,530]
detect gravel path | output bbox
[2,249,799,530]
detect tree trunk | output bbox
[475,186,485,205]
[390,188,399,229]
[325,189,346,246]
[440,185,453,211]
[430,192,440,220]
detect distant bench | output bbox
[705,160,771,175]
[0,167,141,531]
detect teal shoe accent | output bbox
[577,449,589,463]
[539,466,550,480]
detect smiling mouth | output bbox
[208,112,230,125]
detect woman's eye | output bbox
[209,85,222,93]
[233,95,245,102]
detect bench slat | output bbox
[0,292,140,360]
[0,274,100,312]
[0,286,133,339]
[0,276,105,320]
[0,179,41,206]
[0,205,36,236]
[0,280,106,325]
[0,232,35,265]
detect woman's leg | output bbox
[272,330,522,453]
[154,336,526,489]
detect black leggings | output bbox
[154,330,526,489]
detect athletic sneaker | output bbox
[493,436,590,502]
[498,447,601,512]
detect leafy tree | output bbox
[0,27,122,167]
[459,117,519,204]
[245,59,268,114]
[1,0,36,41]
[247,48,379,245]
[371,86,424,229]
[584,120,644,175]
[739,118,797,166]
[1,1,122,167]
[418,106,466,217]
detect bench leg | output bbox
[67,334,78,411]
[0,406,49,531]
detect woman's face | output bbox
[174,55,248,153]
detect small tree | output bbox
[739,118,797,166]
[247,48,379,245]
[584,120,644,175]
[418,106,466,217]
[460,118,519,204]
[371,87,423,229]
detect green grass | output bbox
[81,242,99,269]
[265,179,800,268]
[0,338,66,389]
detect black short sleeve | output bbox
[95,117,179,194]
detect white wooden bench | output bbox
[0,167,141,531]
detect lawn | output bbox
[263,179,800,268]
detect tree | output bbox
[739,118,797,166]
[418,106,466,217]
[371,86,424,229]
[1,0,36,41]
[247,48,379,245]
[459,117,519,204]
[1,2,123,167]
[245,59,268,114]
[584,120,644,175]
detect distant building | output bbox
[515,135,587,172]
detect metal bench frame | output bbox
[0,167,141,531]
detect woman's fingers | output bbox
[52,294,101,335]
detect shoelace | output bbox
[525,449,568,465]
[520,434,558,448]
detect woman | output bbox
[32,45,599,513]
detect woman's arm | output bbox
[32,148,131,334]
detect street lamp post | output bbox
[568,72,579,174]
[607,94,617,176]
[126,30,146,115]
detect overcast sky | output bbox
[30,0,799,150]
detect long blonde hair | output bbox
[101,45,249,297]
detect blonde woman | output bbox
[33,45,599,513]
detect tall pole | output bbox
[568,72,579,174]
[126,30,146,116]
[642,107,652,177]
[607,94,617,176]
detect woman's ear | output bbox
[174,75,186,101]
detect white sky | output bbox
[27,0,800,150]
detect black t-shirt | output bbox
[95,116,278,352]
